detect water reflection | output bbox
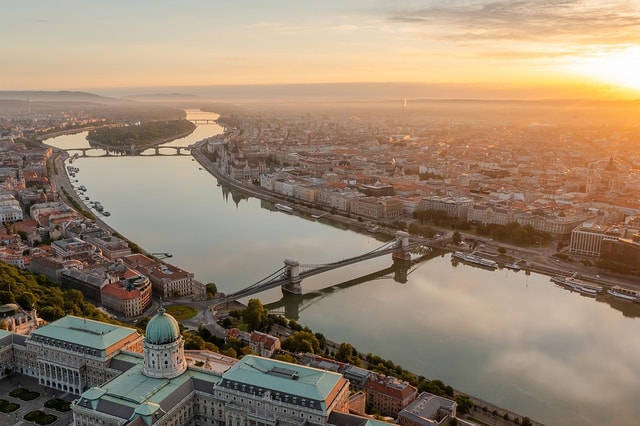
[264,252,439,320]
[42,111,640,426]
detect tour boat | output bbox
[452,251,498,270]
[274,203,294,213]
[607,285,640,302]
[551,274,603,296]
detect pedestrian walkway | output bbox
[0,374,74,426]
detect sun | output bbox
[564,46,640,92]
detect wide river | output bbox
[46,111,640,426]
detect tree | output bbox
[184,334,206,350]
[455,395,474,415]
[206,283,217,299]
[16,292,36,310]
[274,353,297,364]
[0,291,14,304]
[521,417,532,426]
[336,343,355,362]
[221,347,237,359]
[243,298,268,332]
[452,231,462,245]
[282,331,320,354]
[498,247,506,255]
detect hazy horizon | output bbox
[2,1,640,100]
[3,82,640,104]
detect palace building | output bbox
[1,309,396,425]
[71,307,353,426]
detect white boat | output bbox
[367,226,381,233]
[504,262,521,271]
[274,203,293,213]
[452,251,498,269]
[607,285,639,302]
[552,274,603,296]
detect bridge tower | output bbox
[393,231,412,262]
[282,259,302,295]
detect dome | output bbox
[145,307,180,345]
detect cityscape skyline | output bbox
[2,0,640,99]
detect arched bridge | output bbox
[225,232,432,301]
[189,119,218,124]
[63,145,194,157]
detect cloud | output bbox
[385,0,640,47]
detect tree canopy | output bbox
[242,298,270,332]
[87,120,195,148]
[0,262,122,325]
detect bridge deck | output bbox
[226,239,431,301]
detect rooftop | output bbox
[221,355,346,410]
[30,315,139,351]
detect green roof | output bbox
[145,308,180,345]
[31,315,138,353]
[104,364,184,404]
[222,355,344,408]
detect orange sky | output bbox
[1,1,639,99]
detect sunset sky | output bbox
[2,0,639,99]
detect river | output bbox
[45,111,640,426]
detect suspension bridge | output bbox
[224,232,433,301]
[264,250,437,319]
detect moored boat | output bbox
[274,203,294,213]
[552,274,603,296]
[452,251,498,270]
[607,285,640,302]
[504,262,521,271]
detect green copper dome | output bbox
[145,307,180,345]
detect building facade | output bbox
[72,309,354,426]
[0,316,143,393]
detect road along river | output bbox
[44,111,640,426]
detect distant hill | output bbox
[125,92,205,103]
[0,90,127,104]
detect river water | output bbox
[45,111,640,426]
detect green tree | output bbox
[206,283,217,298]
[16,292,36,310]
[274,353,297,364]
[452,231,462,245]
[0,291,14,304]
[336,342,358,363]
[282,331,320,354]
[243,298,268,332]
[221,347,237,359]
[39,305,65,321]
[522,417,532,426]
[184,334,206,350]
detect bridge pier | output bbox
[282,259,302,295]
[393,231,412,262]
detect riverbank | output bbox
[191,139,640,294]
[40,123,635,425]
